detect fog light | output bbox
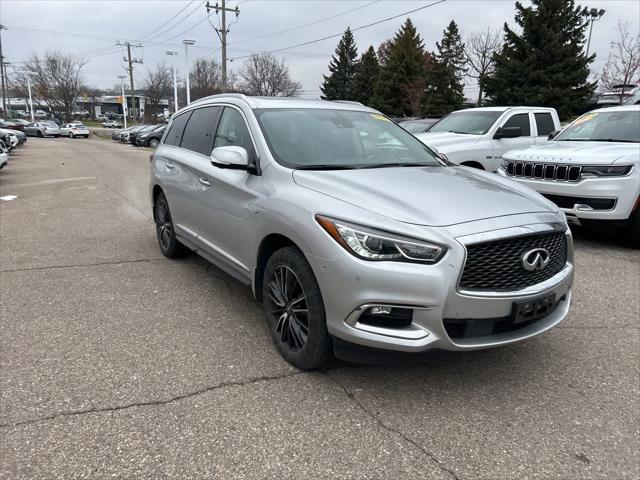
[370,305,392,315]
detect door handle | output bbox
[199,177,211,186]
[165,162,175,170]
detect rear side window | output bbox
[180,106,221,155]
[534,113,555,136]
[503,113,531,136]
[164,111,192,146]
[213,107,255,157]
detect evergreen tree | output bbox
[320,28,359,100]
[483,0,596,119]
[424,20,466,115]
[351,46,380,106]
[373,19,427,116]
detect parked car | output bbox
[12,119,31,127]
[399,118,440,134]
[596,84,639,107]
[0,128,26,147]
[0,150,7,169]
[119,124,146,143]
[24,121,61,137]
[135,124,166,147]
[499,105,640,245]
[0,120,24,132]
[150,94,574,369]
[127,124,154,144]
[102,120,123,128]
[60,122,90,138]
[415,107,561,171]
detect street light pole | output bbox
[118,75,128,129]
[16,70,36,123]
[166,51,178,113]
[582,7,606,57]
[182,39,195,105]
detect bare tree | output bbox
[464,28,501,105]
[190,57,221,100]
[238,53,301,97]
[403,79,425,117]
[15,51,86,121]
[600,21,640,104]
[141,62,173,116]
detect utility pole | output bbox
[205,0,239,91]
[0,25,7,119]
[117,41,143,122]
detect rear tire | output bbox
[262,247,332,370]
[69,132,74,138]
[149,138,159,148]
[37,131,43,138]
[154,192,187,258]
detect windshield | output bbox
[254,108,443,169]
[555,110,639,142]
[428,110,503,135]
[400,121,434,133]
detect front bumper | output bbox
[308,222,573,354]
[498,168,639,223]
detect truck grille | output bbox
[505,161,582,182]
[459,231,568,291]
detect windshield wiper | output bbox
[560,138,638,143]
[294,164,361,170]
[357,162,436,169]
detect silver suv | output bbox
[150,94,574,369]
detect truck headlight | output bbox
[316,215,446,263]
[582,165,633,177]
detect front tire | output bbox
[69,132,74,138]
[154,192,187,258]
[149,138,159,148]
[262,247,331,370]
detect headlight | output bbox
[582,165,633,177]
[316,215,446,263]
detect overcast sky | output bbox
[1,0,638,98]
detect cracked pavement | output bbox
[1,137,638,479]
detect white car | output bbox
[60,123,90,138]
[416,107,561,172]
[0,129,20,148]
[0,151,7,169]
[101,120,123,128]
[499,105,640,244]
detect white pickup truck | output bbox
[415,106,561,172]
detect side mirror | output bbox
[494,126,522,139]
[211,146,250,170]
[547,130,560,140]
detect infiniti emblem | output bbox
[521,248,551,272]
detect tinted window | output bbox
[534,113,555,136]
[214,107,255,157]
[180,106,220,155]
[164,112,192,146]
[503,113,531,136]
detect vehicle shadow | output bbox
[571,223,637,251]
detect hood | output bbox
[292,166,554,227]
[504,141,639,165]
[414,132,480,150]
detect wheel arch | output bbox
[151,185,164,220]
[254,233,301,303]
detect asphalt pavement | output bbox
[1,137,638,479]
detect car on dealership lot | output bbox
[415,107,561,171]
[399,117,440,134]
[117,124,146,143]
[134,124,166,147]
[149,94,574,369]
[102,120,123,128]
[0,120,24,132]
[59,122,90,138]
[24,121,61,137]
[499,105,640,245]
[127,124,156,144]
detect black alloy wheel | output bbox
[263,247,331,369]
[149,138,159,148]
[154,192,185,258]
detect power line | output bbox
[137,0,198,41]
[144,1,206,43]
[228,0,447,61]
[228,0,381,47]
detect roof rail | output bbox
[332,100,365,106]
[191,93,248,104]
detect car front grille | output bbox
[505,161,582,182]
[459,231,568,292]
